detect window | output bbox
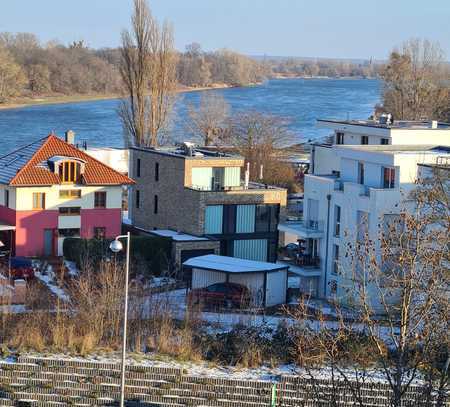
[223,205,237,234]
[135,190,140,209]
[332,244,340,275]
[59,207,81,216]
[383,167,396,189]
[205,205,223,234]
[59,228,80,237]
[380,138,389,145]
[4,190,9,208]
[59,161,81,183]
[357,162,365,185]
[94,227,106,239]
[32,192,45,210]
[154,195,158,214]
[329,280,338,295]
[336,132,344,144]
[255,204,279,232]
[155,163,159,182]
[136,159,141,177]
[59,189,81,199]
[94,191,107,208]
[361,135,369,145]
[334,205,341,237]
[236,204,256,233]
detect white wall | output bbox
[15,185,123,211]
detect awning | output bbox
[0,223,15,231]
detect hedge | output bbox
[63,236,172,277]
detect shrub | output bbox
[63,235,171,276]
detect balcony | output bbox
[278,220,324,239]
[278,254,322,278]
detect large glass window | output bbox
[236,205,255,233]
[233,239,268,261]
[59,228,80,237]
[205,205,223,234]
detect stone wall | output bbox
[0,357,445,406]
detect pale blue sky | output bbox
[2,0,449,59]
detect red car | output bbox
[187,282,251,309]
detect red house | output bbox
[0,134,134,257]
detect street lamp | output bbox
[109,232,131,407]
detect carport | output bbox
[183,254,289,307]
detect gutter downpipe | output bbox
[323,194,332,297]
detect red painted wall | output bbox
[15,210,58,257]
[0,205,16,226]
[81,208,122,239]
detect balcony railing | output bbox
[282,254,321,269]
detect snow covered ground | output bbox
[0,352,413,384]
[35,264,69,303]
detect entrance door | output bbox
[44,229,54,256]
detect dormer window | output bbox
[59,161,81,183]
[48,156,86,184]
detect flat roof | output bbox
[131,144,243,161]
[318,119,450,130]
[335,144,450,155]
[183,254,289,273]
[149,229,209,242]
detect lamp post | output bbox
[109,232,131,407]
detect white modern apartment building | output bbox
[312,119,450,175]
[279,118,450,303]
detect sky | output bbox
[1,0,450,60]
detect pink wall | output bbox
[81,208,122,239]
[15,210,58,257]
[0,205,16,226]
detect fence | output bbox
[0,357,446,406]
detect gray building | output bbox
[129,143,287,269]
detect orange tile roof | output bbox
[8,135,134,186]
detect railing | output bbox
[297,255,321,268]
[334,180,344,191]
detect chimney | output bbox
[431,120,438,129]
[65,130,76,145]
[244,162,250,189]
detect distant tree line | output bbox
[266,57,381,78]
[0,32,268,103]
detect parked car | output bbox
[7,257,35,280]
[187,282,251,309]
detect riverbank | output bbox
[0,83,238,111]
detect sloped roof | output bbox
[0,135,134,186]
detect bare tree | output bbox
[228,111,298,189]
[186,92,230,146]
[380,38,448,120]
[119,0,177,147]
[342,169,450,406]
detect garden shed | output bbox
[183,254,288,307]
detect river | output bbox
[0,78,380,153]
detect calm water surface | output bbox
[0,78,380,153]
